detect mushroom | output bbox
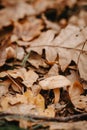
[39,75,71,104]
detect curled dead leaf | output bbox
[68,81,86,109]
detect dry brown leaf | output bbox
[77,47,87,81]
[0,1,87,128]
[67,70,80,83]
[27,25,87,80]
[31,84,41,96]
[11,83,22,93]
[70,95,87,110]
[7,68,38,87]
[7,68,26,79]
[0,89,45,115]
[5,104,37,115]
[0,2,35,28]
[16,40,31,47]
[8,94,27,105]
[1,0,27,7]
[68,81,87,109]
[0,80,11,97]
[45,64,59,77]
[69,81,84,99]
[28,51,47,69]
[33,0,76,15]
[33,0,55,14]
[42,14,60,32]
[69,10,87,27]
[22,69,38,87]
[26,29,56,61]
[39,105,55,117]
[16,46,25,60]
[49,121,87,130]
[0,71,8,78]
[12,18,43,42]
[0,43,7,67]
[6,46,16,59]
[0,96,10,111]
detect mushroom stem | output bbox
[53,88,60,104]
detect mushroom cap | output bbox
[39,75,71,90]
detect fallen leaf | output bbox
[0,80,11,97]
[0,2,35,28]
[24,90,36,104]
[0,96,9,111]
[28,51,47,69]
[0,42,7,67]
[6,46,16,59]
[22,69,38,87]
[6,104,37,115]
[67,70,80,83]
[39,105,55,117]
[12,18,43,42]
[8,94,27,105]
[27,25,87,80]
[42,14,60,32]
[35,94,45,111]
[7,68,39,87]
[68,81,87,109]
[26,29,57,61]
[16,46,25,60]
[45,64,59,77]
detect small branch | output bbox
[0,113,87,122]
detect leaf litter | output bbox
[0,0,87,130]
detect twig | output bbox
[0,113,87,122]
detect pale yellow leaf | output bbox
[35,94,45,111]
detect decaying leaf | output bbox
[22,69,39,87]
[39,105,55,117]
[16,46,25,60]
[0,0,87,129]
[0,2,35,29]
[0,80,11,97]
[67,70,80,83]
[0,89,45,116]
[12,18,43,42]
[28,51,47,69]
[45,64,59,77]
[68,81,87,109]
[7,68,38,87]
[26,29,57,61]
[0,41,8,67]
[42,14,60,32]
[27,25,87,80]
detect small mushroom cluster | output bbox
[39,75,71,104]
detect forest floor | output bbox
[0,0,87,130]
